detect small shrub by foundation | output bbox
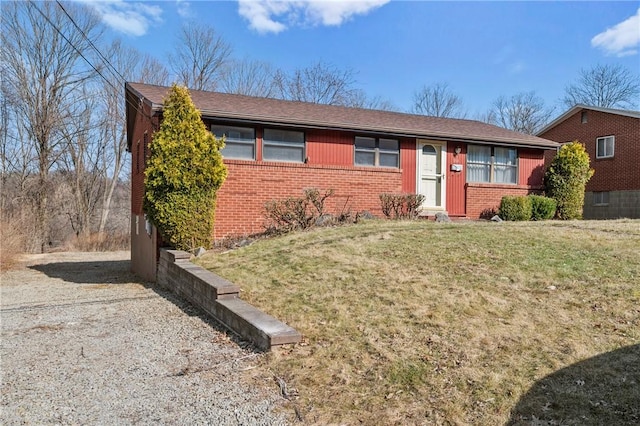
[529,195,557,221]
[264,188,353,234]
[379,193,425,219]
[499,196,532,221]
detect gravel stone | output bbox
[0,251,290,425]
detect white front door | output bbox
[418,142,446,210]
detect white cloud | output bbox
[83,0,163,37]
[176,0,191,18]
[591,8,640,57]
[237,0,389,34]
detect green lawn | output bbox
[197,219,640,425]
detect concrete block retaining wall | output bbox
[584,190,640,219]
[157,249,302,351]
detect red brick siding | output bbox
[130,102,158,216]
[214,160,402,239]
[539,110,640,192]
[465,183,538,218]
[132,113,550,239]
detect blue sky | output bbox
[87,1,640,117]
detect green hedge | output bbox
[529,195,557,221]
[499,196,532,221]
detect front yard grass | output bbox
[197,219,640,425]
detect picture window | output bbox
[466,145,518,184]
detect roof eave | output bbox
[199,110,558,150]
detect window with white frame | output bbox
[211,125,255,160]
[467,145,518,184]
[354,136,399,167]
[593,191,609,206]
[596,136,614,159]
[263,128,305,162]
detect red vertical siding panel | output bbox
[446,143,467,216]
[306,130,353,166]
[255,127,263,161]
[518,149,545,186]
[400,139,416,193]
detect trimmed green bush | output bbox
[544,142,594,220]
[529,195,557,221]
[144,84,227,251]
[499,196,532,221]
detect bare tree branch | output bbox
[342,89,399,111]
[218,59,277,98]
[274,61,358,105]
[1,1,102,251]
[411,82,467,118]
[168,22,232,91]
[562,64,640,109]
[485,91,554,135]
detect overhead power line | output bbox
[28,0,156,126]
[55,0,126,85]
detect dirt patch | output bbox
[0,251,289,425]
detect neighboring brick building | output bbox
[126,83,558,281]
[538,105,640,220]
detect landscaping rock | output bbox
[315,214,335,227]
[194,247,207,257]
[435,212,451,223]
[491,215,503,222]
[235,239,253,248]
[358,211,375,220]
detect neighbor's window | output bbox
[354,136,399,167]
[467,145,518,184]
[596,136,614,159]
[211,125,255,160]
[593,191,609,206]
[263,128,305,162]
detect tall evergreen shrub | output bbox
[143,84,227,251]
[544,142,593,220]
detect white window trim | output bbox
[596,135,615,159]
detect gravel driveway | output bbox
[1,251,289,425]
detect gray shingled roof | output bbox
[126,82,559,149]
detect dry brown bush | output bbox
[64,232,130,252]
[0,219,26,271]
